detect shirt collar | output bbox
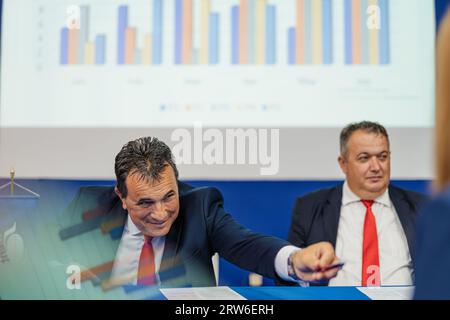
[124,215,165,243]
[125,214,142,236]
[342,180,391,208]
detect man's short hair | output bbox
[340,121,390,156]
[115,137,179,198]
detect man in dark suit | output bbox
[287,121,425,287]
[63,137,341,289]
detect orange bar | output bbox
[296,0,305,64]
[101,276,134,292]
[239,0,248,64]
[182,0,193,64]
[100,218,125,234]
[351,0,361,64]
[68,29,77,64]
[125,27,136,64]
[80,261,114,282]
[82,204,113,221]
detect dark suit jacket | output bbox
[282,183,425,286]
[60,181,289,288]
[414,187,450,299]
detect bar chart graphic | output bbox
[231,0,276,65]
[344,0,390,65]
[117,1,163,65]
[58,0,392,67]
[60,6,106,65]
[288,0,332,65]
[174,0,220,65]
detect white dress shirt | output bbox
[110,215,166,285]
[328,181,413,286]
[110,214,299,286]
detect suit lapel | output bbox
[389,186,416,262]
[159,206,186,287]
[158,184,195,287]
[106,200,128,253]
[323,185,343,248]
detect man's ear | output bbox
[115,186,127,210]
[338,155,348,175]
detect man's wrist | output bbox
[287,249,302,281]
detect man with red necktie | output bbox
[98,136,342,288]
[137,235,156,285]
[284,121,426,287]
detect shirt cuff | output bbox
[275,245,310,287]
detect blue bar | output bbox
[153,0,163,64]
[288,27,296,65]
[231,6,239,65]
[231,286,372,300]
[344,0,352,64]
[60,28,69,65]
[95,34,106,64]
[175,0,183,64]
[360,0,368,64]
[123,284,159,294]
[209,13,219,64]
[248,0,255,64]
[304,0,312,64]
[59,216,106,240]
[159,264,188,285]
[379,0,390,64]
[265,5,276,64]
[90,271,112,286]
[322,0,332,64]
[142,291,167,300]
[109,226,124,240]
[118,5,128,65]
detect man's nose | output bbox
[151,201,167,220]
[369,157,381,171]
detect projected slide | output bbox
[0,0,434,127]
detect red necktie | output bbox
[361,200,381,287]
[137,236,156,285]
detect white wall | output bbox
[0,127,433,180]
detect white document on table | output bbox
[160,286,247,300]
[357,286,415,300]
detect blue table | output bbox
[232,286,371,300]
[141,286,409,300]
[149,285,415,300]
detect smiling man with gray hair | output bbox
[66,136,341,288]
[109,136,342,287]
